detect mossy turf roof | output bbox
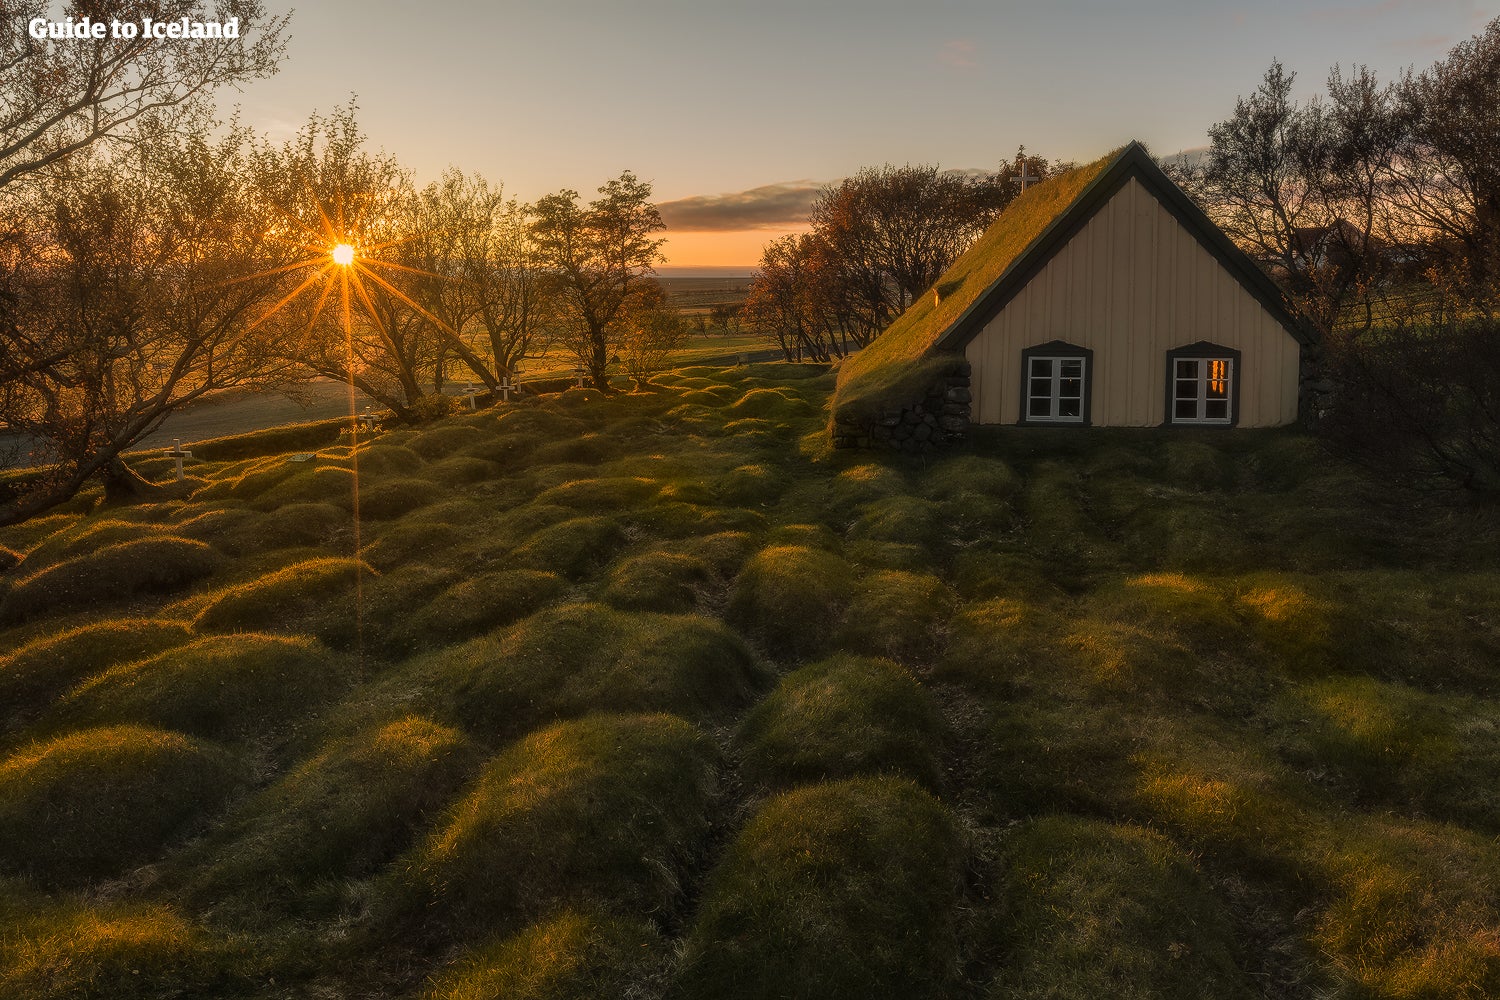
[832,141,1312,426]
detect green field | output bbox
[1,362,1498,999]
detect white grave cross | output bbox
[163,438,193,482]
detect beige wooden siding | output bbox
[964,177,1301,427]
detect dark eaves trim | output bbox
[931,141,1318,353]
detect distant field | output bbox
[1,362,1497,998]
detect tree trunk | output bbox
[102,457,168,505]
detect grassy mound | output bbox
[671,776,964,1000]
[57,634,353,742]
[212,501,347,556]
[509,516,628,579]
[359,476,444,520]
[361,522,463,572]
[397,713,718,936]
[991,816,1255,999]
[193,717,478,917]
[600,550,712,613]
[419,602,763,740]
[396,569,565,650]
[0,898,251,1000]
[838,569,953,663]
[194,558,373,637]
[14,517,166,571]
[355,443,426,476]
[0,619,193,734]
[421,910,662,1000]
[407,425,485,460]
[736,655,945,790]
[0,726,240,884]
[0,537,222,623]
[534,477,660,510]
[422,455,499,486]
[727,545,854,659]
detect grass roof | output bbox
[832,148,1121,425]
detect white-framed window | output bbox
[1026,355,1087,422]
[1172,357,1234,424]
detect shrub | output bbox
[671,777,964,1000]
[194,558,373,637]
[419,602,763,740]
[736,655,945,790]
[0,726,240,884]
[422,910,662,1000]
[397,570,565,649]
[600,551,711,612]
[396,713,718,936]
[0,537,222,623]
[193,717,479,917]
[727,545,853,660]
[0,619,192,734]
[991,816,1255,999]
[1322,318,1500,496]
[56,634,353,741]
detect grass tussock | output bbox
[0,536,222,623]
[671,776,965,1000]
[396,713,718,936]
[736,655,945,790]
[0,726,240,884]
[419,602,764,740]
[56,633,353,742]
[839,569,953,663]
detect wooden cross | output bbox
[463,382,478,410]
[499,374,514,402]
[359,406,378,434]
[574,365,587,389]
[163,438,193,482]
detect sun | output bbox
[331,242,355,266]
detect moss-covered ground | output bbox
[1,362,1497,998]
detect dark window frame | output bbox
[1019,340,1094,426]
[1163,341,1242,427]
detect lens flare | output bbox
[331,243,355,266]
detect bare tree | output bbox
[0,0,288,191]
[530,171,666,390]
[0,113,293,525]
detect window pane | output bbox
[1030,377,1051,398]
[1060,377,1082,398]
[1028,398,1050,417]
[1176,359,1197,379]
[1206,359,1231,398]
[1175,399,1197,419]
[1175,378,1197,400]
[1030,358,1053,378]
[1205,399,1229,420]
[1060,359,1083,379]
[1059,398,1081,417]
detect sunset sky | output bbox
[233,1,1492,268]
